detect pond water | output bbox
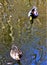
[0,0,47,65]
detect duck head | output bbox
[31,6,38,18]
[28,6,38,18]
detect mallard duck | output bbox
[10,45,22,62]
[28,6,38,24]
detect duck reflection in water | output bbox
[10,45,22,63]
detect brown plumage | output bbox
[10,45,22,62]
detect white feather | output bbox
[28,10,32,17]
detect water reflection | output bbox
[21,45,47,65]
[0,44,47,65]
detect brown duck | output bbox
[10,45,22,62]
